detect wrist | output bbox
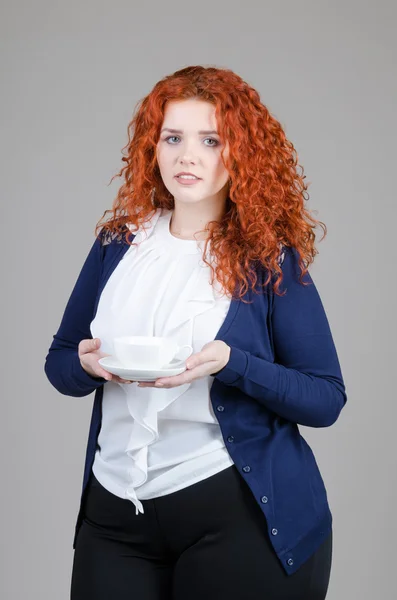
[224,343,231,366]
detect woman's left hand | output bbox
[137,340,231,389]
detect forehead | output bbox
[162,99,218,130]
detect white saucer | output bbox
[98,355,188,382]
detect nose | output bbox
[178,141,198,164]
[179,157,196,166]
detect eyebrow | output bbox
[160,128,219,135]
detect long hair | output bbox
[95,65,326,301]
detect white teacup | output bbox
[113,336,193,370]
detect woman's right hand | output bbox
[78,338,133,384]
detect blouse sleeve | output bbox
[212,246,347,427]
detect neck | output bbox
[169,201,227,240]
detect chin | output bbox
[170,188,207,200]
[174,196,206,204]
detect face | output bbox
[156,98,230,208]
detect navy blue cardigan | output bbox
[44,226,347,576]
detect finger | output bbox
[185,348,214,369]
[97,368,112,381]
[152,373,192,387]
[79,338,100,356]
[155,362,216,387]
[139,369,199,387]
[102,373,133,384]
[137,380,160,387]
[185,352,204,370]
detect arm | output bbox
[213,247,347,427]
[44,235,107,397]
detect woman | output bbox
[44,65,347,600]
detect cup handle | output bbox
[175,344,193,362]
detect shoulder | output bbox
[277,243,287,267]
[277,244,305,272]
[98,224,131,246]
[98,208,162,247]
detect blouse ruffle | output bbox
[90,208,230,514]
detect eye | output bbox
[165,136,180,144]
[203,138,219,147]
[163,136,219,147]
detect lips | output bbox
[174,174,202,186]
[175,172,201,179]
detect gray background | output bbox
[1,0,396,598]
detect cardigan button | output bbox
[217,405,225,412]
[261,496,268,503]
[242,465,251,473]
[227,436,235,443]
[287,558,294,566]
[271,528,278,536]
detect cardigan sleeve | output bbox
[212,246,347,427]
[44,235,107,397]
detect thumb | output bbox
[79,337,102,357]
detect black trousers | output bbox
[71,465,332,600]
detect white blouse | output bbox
[90,208,234,514]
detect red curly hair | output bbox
[95,65,326,301]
